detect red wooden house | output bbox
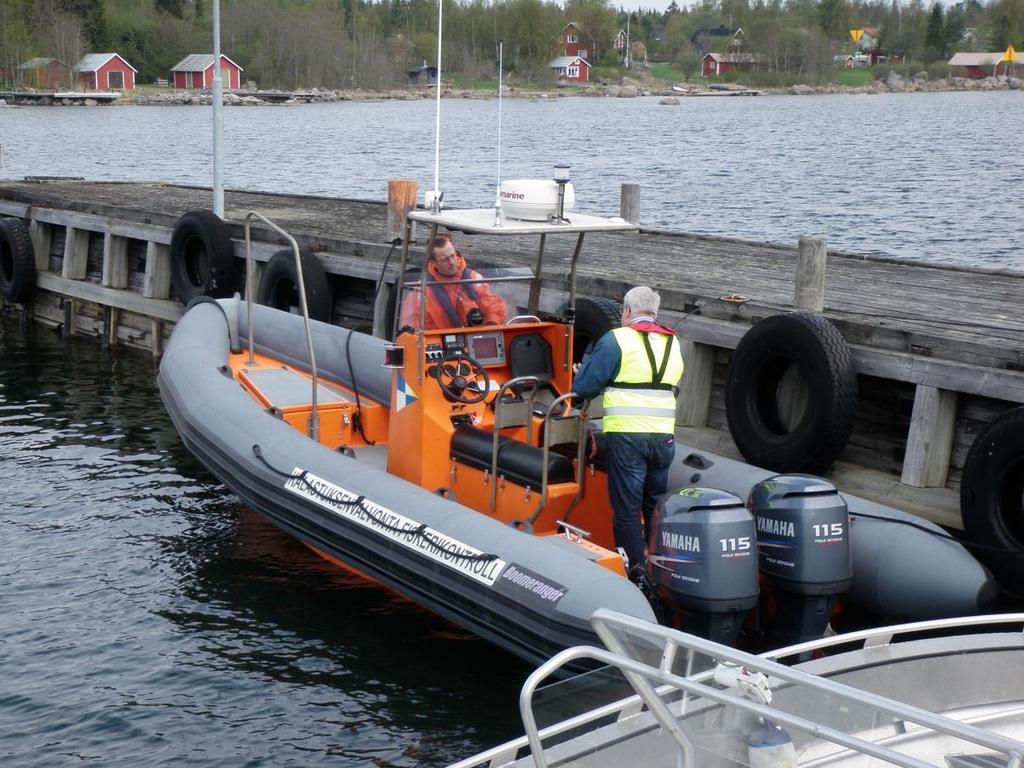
[549,55,590,83]
[948,52,1013,79]
[75,53,137,90]
[701,52,769,77]
[18,58,73,90]
[170,54,244,90]
[559,23,594,63]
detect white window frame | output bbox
[567,33,577,43]
[567,66,579,78]
[578,49,588,60]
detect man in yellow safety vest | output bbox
[572,286,685,582]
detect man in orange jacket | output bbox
[399,234,507,330]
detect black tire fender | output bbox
[0,217,36,303]
[170,210,236,302]
[960,405,1024,590]
[568,296,621,366]
[257,248,332,323]
[725,312,857,475]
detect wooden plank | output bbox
[32,208,172,244]
[143,242,171,299]
[29,220,52,271]
[102,234,129,289]
[62,227,89,280]
[0,200,30,217]
[36,272,183,321]
[676,340,715,428]
[901,385,958,488]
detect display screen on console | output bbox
[468,333,505,365]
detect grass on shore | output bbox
[833,69,876,86]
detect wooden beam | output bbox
[0,200,30,218]
[62,227,90,280]
[37,272,183,321]
[143,242,171,299]
[31,208,172,244]
[901,384,957,488]
[676,340,715,427]
[102,233,129,288]
[29,220,52,271]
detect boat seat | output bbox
[450,425,574,489]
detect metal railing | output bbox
[450,612,1024,768]
[243,212,320,440]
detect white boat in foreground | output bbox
[453,611,1024,768]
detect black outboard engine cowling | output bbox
[647,488,759,646]
[749,474,852,647]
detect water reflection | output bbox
[0,320,528,766]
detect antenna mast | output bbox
[432,0,444,212]
[494,40,504,226]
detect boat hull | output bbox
[158,299,658,669]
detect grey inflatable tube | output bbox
[665,444,998,619]
[158,298,657,668]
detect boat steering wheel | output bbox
[435,353,491,404]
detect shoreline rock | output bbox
[7,72,1019,108]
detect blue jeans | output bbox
[604,432,675,570]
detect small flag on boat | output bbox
[395,373,418,412]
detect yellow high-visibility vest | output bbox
[603,326,685,434]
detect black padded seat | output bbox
[451,425,574,489]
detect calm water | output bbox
[1,92,1022,765]
[0,321,531,766]
[0,91,1022,269]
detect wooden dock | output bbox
[1,178,1022,548]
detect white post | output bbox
[212,0,224,218]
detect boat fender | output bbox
[960,404,1024,589]
[747,722,797,768]
[0,216,36,304]
[169,210,236,302]
[256,248,332,323]
[725,312,857,475]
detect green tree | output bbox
[923,2,945,60]
[818,0,850,40]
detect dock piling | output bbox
[620,183,640,224]
[794,236,827,311]
[387,179,418,241]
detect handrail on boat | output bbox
[243,212,320,440]
[450,613,1024,768]
[504,610,1024,768]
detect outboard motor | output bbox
[749,475,852,648]
[647,488,759,646]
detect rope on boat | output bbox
[848,509,1018,555]
[253,444,501,564]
